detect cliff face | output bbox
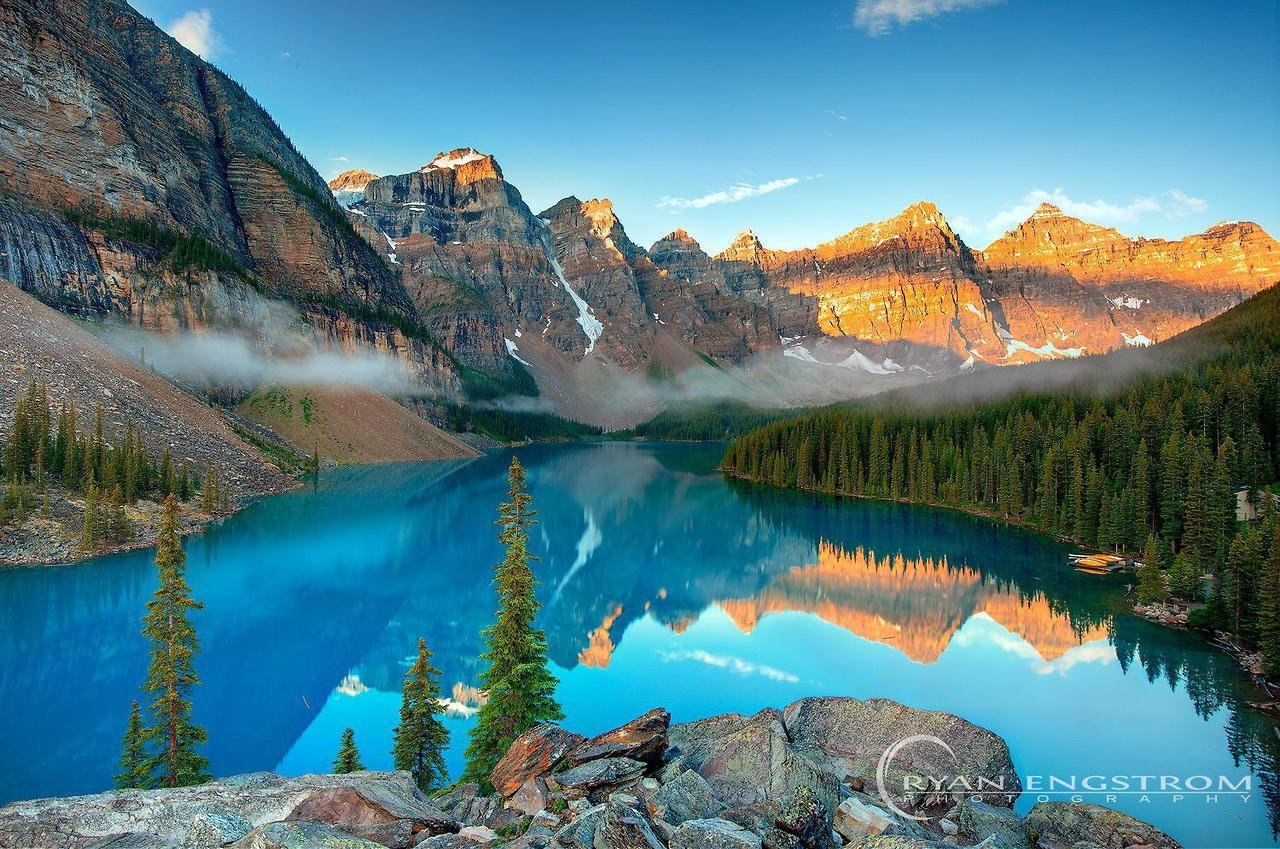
[0,0,458,391]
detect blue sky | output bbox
[130,0,1278,253]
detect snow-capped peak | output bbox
[421,148,487,172]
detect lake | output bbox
[0,442,1276,847]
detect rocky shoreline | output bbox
[0,697,1181,849]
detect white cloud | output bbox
[825,109,849,121]
[331,156,350,163]
[980,188,1208,238]
[854,0,1004,36]
[167,8,222,60]
[657,177,802,210]
[657,649,799,683]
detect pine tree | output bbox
[462,458,563,790]
[81,472,101,552]
[1136,535,1166,605]
[115,701,150,789]
[392,638,450,792]
[333,727,364,774]
[141,496,210,787]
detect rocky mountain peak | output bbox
[718,229,767,262]
[419,148,500,179]
[816,201,961,257]
[327,169,378,192]
[1032,201,1064,218]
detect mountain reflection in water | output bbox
[0,442,1276,848]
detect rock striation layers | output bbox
[0,697,1183,849]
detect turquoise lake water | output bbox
[0,442,1276,847]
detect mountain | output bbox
[0,281,289,501]
[0,0,459,394]
[1,0,1275,433]
[648,201,1279,371]
[328,169,379,208]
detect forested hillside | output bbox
[723,285,1280,672]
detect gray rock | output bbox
[1024,802,1182,849]
[181,810,253,847]
[411,836,482,848]
[592,800,664,849]
[952,799,1031,849]
[774,788,833,849]
[229,820,384,848]
[855,838,953,849]
[651,770,726,826]
[549,802,606,849]
[782,698,1021,811]
[342,819,417,849]
[719,804,800,849]
[86,836,180,849]
[669,818,764,849]
[553,758,646,792]
[0,773,451,849]
[667,710,841,813]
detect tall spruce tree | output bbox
[1136,535,1166,604]
[392,638,450,792]
[141,496,210,787]
[114,701,150,789]
[333,728,365,774]
[462,458,563,790]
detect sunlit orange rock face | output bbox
[578,605,625,669]
[981,204,1280,354]
[328,170,379,193]
[715,542,1106,663]
[650,202,1280,368]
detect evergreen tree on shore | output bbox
[1136,536,1166,605]
[333,728,364,774]
[114,701,150,790]
[141,496,210,787]
[392,638,450,792]
[462,458,563,790]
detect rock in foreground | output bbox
[0,698,1182,849]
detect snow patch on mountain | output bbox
[1122,332,1153,347]
[421,150,486,171]
[504,338,533,367]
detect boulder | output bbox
[552,758,647,792]
[430,786,500,829]
[832,796,896,843]
[719,803,800,849]
[1024,802,1182,849]
[181,810,253,846]
[343,820,417,849]
[567,709,671,766]
[669,818,764,849]
[782,698,1020,810]
[951,799,1031,849]
[490,725,587,798]
[549,803,606,849]
[509,778,549,817]
[85,836,179,849]
[666,710,841,812]
[775,788,834,849]
[649,770,726,825]
[457,825,497,842]
[411,836,483,848]
[855,838,952,849]
[0,773,448,849]
[593,800,665,849]
[229,820,385,848]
